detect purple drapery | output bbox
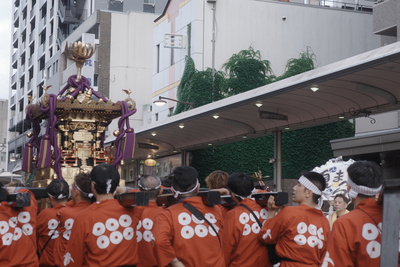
[112,101,137,169]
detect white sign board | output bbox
[312,156,355,200]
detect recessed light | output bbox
[213,113,219,119]
[208,143,212,146]
[151,132,156,136]
[310,86,319,92]
[179,123,185,129]
[255,101,263,108]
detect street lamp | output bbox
[153,96,194,109]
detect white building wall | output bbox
[151,0,381,123]
[107,11,159,134]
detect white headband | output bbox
[74,180,94,198]
[347,176,382,200]
[299,176,329,209]
[172,181,199,198]
[232,192,252,199]
[47,192,68,200]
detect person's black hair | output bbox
[172,166,198,192]
[347,160,383,198]
[302,171,326,204]
[46,179,69,201]
[227,172,254,200]
[74,172,92,201]
[347,160,383,190]
[161,179,172,187]
[90,163,120,194]
[334,193,349,204]
[138,175,161,200]
[0,181,8,202]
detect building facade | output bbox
[150,0,381,122]
[7,0,167,174]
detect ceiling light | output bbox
[208,143,212,146]
[144,158,157,166]
[255,101,263,108]
[173,150,177,153]
[213,113,219,119]
[338,115,345,119]
[179,123,185,129]
[285,127,290,130]
[151,132,156,136]
[310,86,319,92]
[242,135,247,139]
[153,97,167,106]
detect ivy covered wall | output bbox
[192,120,354,186]
[173,46,355,185]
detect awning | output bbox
[134,42,400,159]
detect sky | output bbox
[0,1,12,100]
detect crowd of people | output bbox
[0,160,394,267]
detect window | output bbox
[169,107,174,116]
[0,152,6,162]
[155,113,159,122]
[144,0,155,4]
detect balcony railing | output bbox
[11,73,17,84]
[12,51,18,63]
[29,31,34,42]
[13,9,19,21]
[39,16,46,30]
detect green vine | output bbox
[172,46,354,185]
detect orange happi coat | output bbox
[53,201,92,267]
[222,198,271,267]
[322,198,399,267]
[0,188,38,267]
[62,198,142,267]
[153,196,225,267]
[259,205,330,267]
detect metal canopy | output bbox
[134,42,400,159]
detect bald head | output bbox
[139,175,162,200]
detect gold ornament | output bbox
[113,130,120,137]
[26,132,33,138]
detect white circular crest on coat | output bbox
[13,227,22,241]
[142,218,154,230]
[143,230,153,242]
[366,241,381,259]
[9,217,17,228]
[205,213,217,224]
[2,233,13,246]
[92,222,106,236]
[294,234,307,246]
[63,229,71,240]
[178,212,192,226]
[119,214,132,228]
[0,221,9,235]
[181,226,194,239]
[64,219,74,230]
[22,223,33,235]
[195,224,208,238]
[297,222,307,234]
[18,212,30,223]
[239,213,250,225]
[251,222,260,234]
[97,235,110,249]
[110,231,123,244]
[362,223,379,241]
[242,224,251,236]
[48,219,58,230]
[106,218,119,231]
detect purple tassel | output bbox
[122,128,135,160]
[21,143,33,173]
[37,134,52,169]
